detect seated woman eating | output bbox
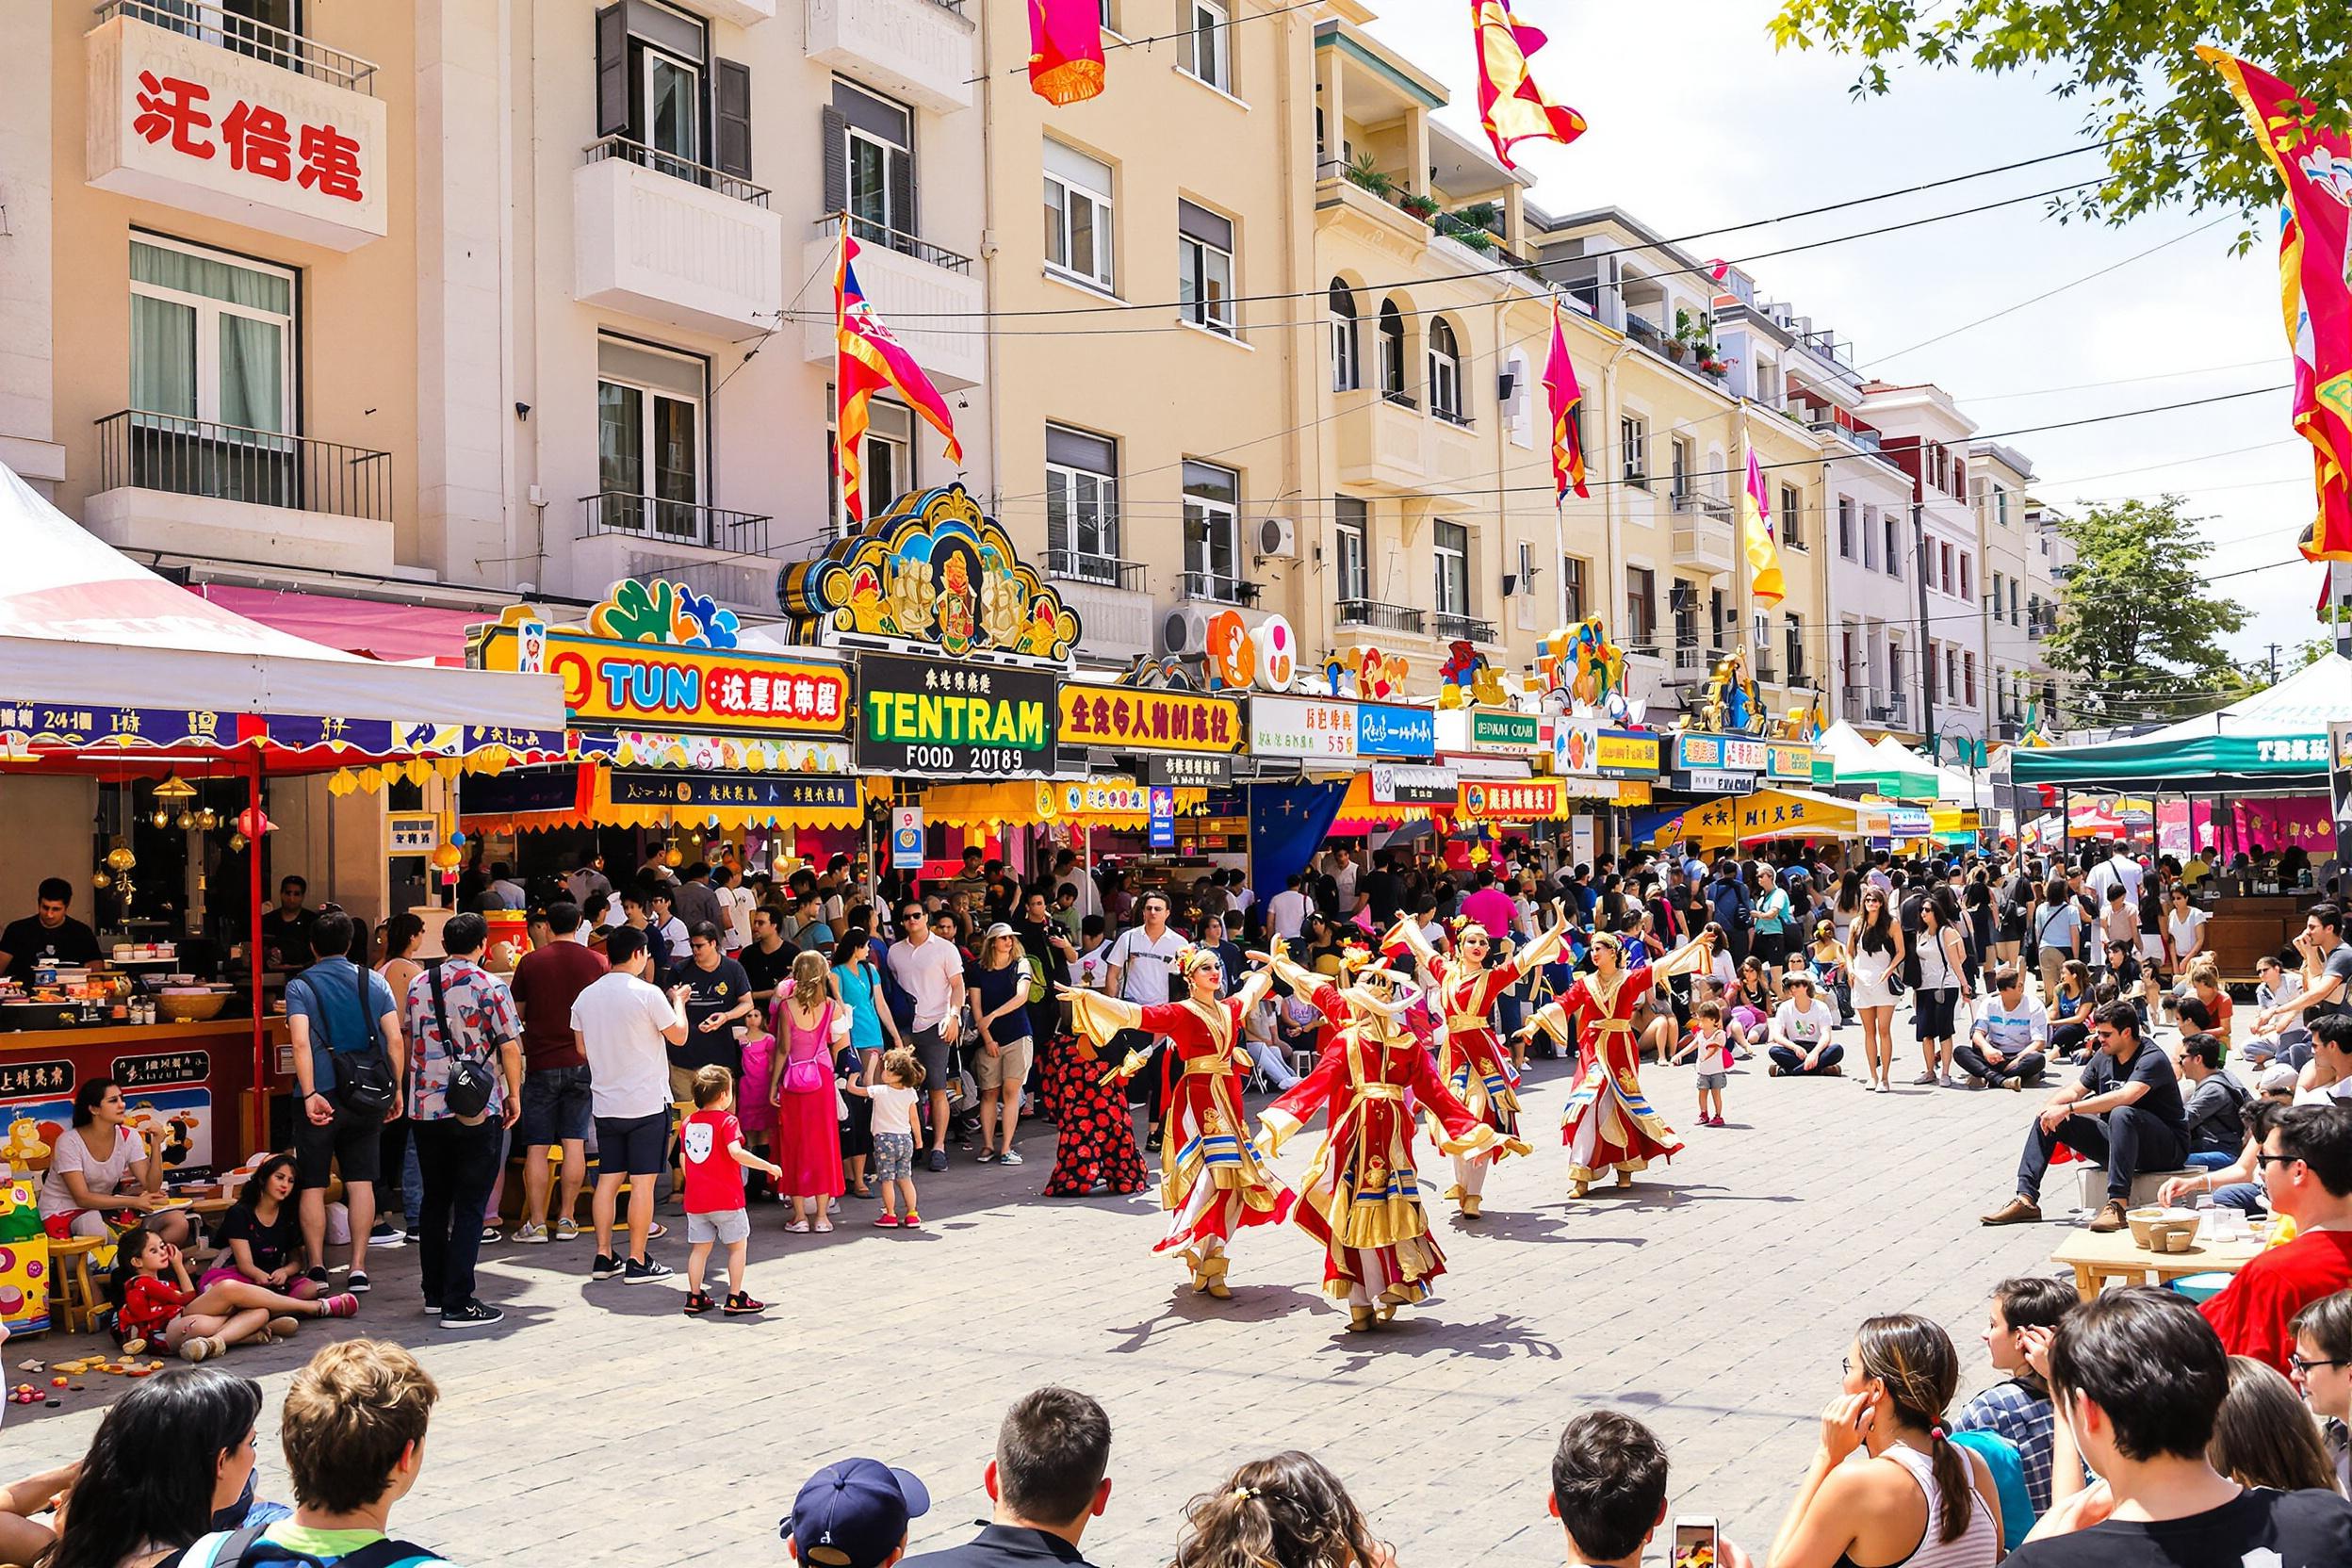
[37,1078,193,1248]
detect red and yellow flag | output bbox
[1028,0,1106,106]
[1470,0,1585,171]
[835,235,962,526]
[1542,301,1587,500]
[1740,435,1785,608]
[2201,47,2352,563]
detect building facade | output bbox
[1862,381,1989,756]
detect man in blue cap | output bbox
[785,1459,931,1568]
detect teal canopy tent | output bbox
[2010,654,2352,792]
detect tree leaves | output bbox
[2041,496,2253,726]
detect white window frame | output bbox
[597,336,708,539]
[641,47,702,168]
[1334,498,1367,605]
[129,235,298,434]
[1561,555,1588,624]
[1044,142,1116,291]
[1185,0,1230,91]
[1329,281,1358,392]
[1433,519,1469,617]
[1178,216,1235,335]
[1183,460,1241,604]
[1428,318,1463,423]
[1045,423,1121,580]
[1838,497,1855,560]
[1622,413,1649,486]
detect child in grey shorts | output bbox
[843,1046,925,1228]
[680,1065,783,1315]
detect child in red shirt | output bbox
[681,1065,783,1317]
[110,1221,356,1360]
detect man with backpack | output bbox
[397,913,523,1330]
[286,911,403,1297]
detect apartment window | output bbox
[1504,348,1534,448]
[1958,551,1972,602]
[825,397,911,533]
[593,4,754,184]
[1860,504,1878,570]
[1175,199,1236,335]
[826,82,913,250]
[1779,483,1803,547]
[1328,279,1358,392]
[1334,497,1367,604]
[1185,0,1230,91]
[1884,513,1903,578]
[1625,566,1658,648]
[1997,486,2011,527]
[1785,613,1805,680]
[1183,460,1241,603]
[1044,423,1121,581]
[1964,651,1978,708]
[1945,643,1959,700]
[596,335,707,539]
[130,236,296,435]
[1887,643,1906,703]
[1429,318,1464,424]
[1840,624,1859,691]
[1668,434,1693,498]
[2008,579,2020,625]
[1377,300,1407,400]
[1044,139,1115,289]
[1433,519,1469,616]
[1938,541,1954,595]
[1622,414,1649,486]
[1561,556,1589,624]
[1838,497,1855,560]
[1990,570,2004,622]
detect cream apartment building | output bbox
[1971,440,2041,743]
[1862,380,1989,756]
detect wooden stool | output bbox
[45,1236,106,1335]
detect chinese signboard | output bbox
[1766,743,1817,783]
[857,653,1057,777]
[476,626,850,742]
[1249,695,1358,760]
[609,772,858,815]
[1369,764,1457,806]
[1551,721,1662,780]
[111,1051,210,1092]
[1144,752,1233,789]
[0,1060,73,1102]
[1673,733,1766,776]
[1057,686,1239,754]
[1468,709,1542,755]
[87,13,390,251]
[1356,703,1436,759]
[1459,778,1565,821]
[386,811,438,855]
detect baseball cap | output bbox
[786,1459,930,1568]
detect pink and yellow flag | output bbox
[2201,47,2352,564]
[1470,0,1586,172]
[1542,301,1587,501]
[835,235,962,525]
[1028,0,1106,106]
[1740,435,1785,608]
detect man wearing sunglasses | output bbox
[1984,1001,2188,1233]
[2198,1103,2352,1375]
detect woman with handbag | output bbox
[769,952,849,1233]
[1849,888,1906,1093]
[1911,891,1971,1088]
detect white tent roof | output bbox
[1871,733,1936,772]
[1934,764,1987,809]
[1814,721,1884,775]
[0,462,562,729]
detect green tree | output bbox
[2041,497,2250,727]
[1765,2,2352,247]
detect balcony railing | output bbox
[1753,657,1779,684]
[579,492,774,555]
[1672,491,1734,522]
[582,135,770,208]
[1179,571,1245,606]
[95,410,391,521]
[1878,693,1910,726]
[1625,312,1670,357]
[1380,389,1417,411]
[1337,599,1426,634]
[98,0,378,93]
[813,212,972,274]
[1432,404,1473,429]
[1808,419,1885,453]
[1433,612,1495,644]
[1043,550,1145,592]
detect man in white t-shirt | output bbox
[1329,849,1359,920]
[569,924,688,1285]
[1107,893,1189,1151]
[1266,874,1312,943]
[1766,976,1844,1077]
[886,903,966,1171]
[2083,846,2144,911]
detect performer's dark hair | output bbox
[1854,1315,1973,1543]
[1172,1451,1385,1568]
[995,1387,1111,1527]
[1548,1412,1667,1562]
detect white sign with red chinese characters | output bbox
[87,13,389,251]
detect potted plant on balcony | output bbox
[1345,151,1394,199]
[1671,306,1720,367]
[1398,190,1440,220]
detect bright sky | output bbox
[1361,0,2313,682]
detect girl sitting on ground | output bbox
[109,1219,355,1362]
[203,1153,317,1300]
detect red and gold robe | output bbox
[1527,950,1702,1184]
[1389,918,1561,1149]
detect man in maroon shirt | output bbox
[2200,1102,2352,1372]
[507,900,610,1242]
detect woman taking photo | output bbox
[1913,891,1970,1088]
[36,1365,263,1568]
[37,1079,192,1247]
[1848,887,1905,1093]
[768,951,849,1233]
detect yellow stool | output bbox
[45,1236,106,1335]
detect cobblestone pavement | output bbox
[6,1030,2084,1566]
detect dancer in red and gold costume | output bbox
[1520,928,1714,1197]
[1383,903,1572,1217]
[1256,948,1496,1332]
[1060,948,1290,1298]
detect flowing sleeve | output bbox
[1230,964,1275,1018]
[1383,915,1440,979]
[1409,1041,1500,1155]
[1651,939,1713,982]
[1064,989,1146,1049]
[1260,1042,1345,1152]
[1506,919,1567,982]
[1272,952,1346,1024]
[1525,988,1580,1045]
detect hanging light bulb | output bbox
[197,807,220,830]
[150,806,171,828]
[91,870,112,891]
[174,808,196,831]
[228,831,248,852]
[106,841,138,873]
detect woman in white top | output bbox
[2165,886,2210,975]
[1847,888,1907,1093]
[1911,893,1970,1088]
[36,1077,192,1245]
[1767,1314,2001,1568]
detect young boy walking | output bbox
[1671,998,1734,1127]
[680,1065,782,1316]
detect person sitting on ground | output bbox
[2246,955,2316,1070]
[1984,1001,2191,1234]
[169,1339,457,1568]
[1549,1410,1756,1568]
[2199,1103,2352,1374]
[33,1365,262,1568]
[1170,1452,1393,1568]
[1953,1275,2079,1517]
[782,1458,930,1568]
[2290,1289,2352,1494]
[2046,962,2095,1062]
[1767,1312,2001,1568]
[2178,1032,2251,1168]
[204,1153,313,1299]
[2179,960,2233,1043]
[2209,1355,2341,1494]
[109,1220,356,1363]
[2006,1288,2352,1563]
[897,1387,1113,1568]
[38,1077,194,1245]
[1766,974,1844,1078]
[1958,967,2050,1091]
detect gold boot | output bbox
[1569,1178,1589,1198]
[1442,1182,1466,1202]
[1461,1195,1482,1217]
[1375,1301,1398,1323]
[1347,1305,1375,1331]
[1199,1255,1233,1298]
[1616,1168,1635,1188]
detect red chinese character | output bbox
[133,72,214,158]
[296,122,364,201]
[222,100,293,180]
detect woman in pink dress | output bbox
[767,952,848,1233]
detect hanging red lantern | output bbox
[234,806,276,839]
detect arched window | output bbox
[1377,299,1407,400]
[1328,279,1358,392]
[1428,318,1462,422]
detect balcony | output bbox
[1044,552,1152,662]
[1337,599,1427,635]
[1625,312,1671,357]
[1753,656,1780,685]
[574,493,778,612]
[575,139,783,335]
[1332,388,1480,493]
[86,410,395,574]
[800,215,986,391]
[1434,612,1496,645]
[805,0,975,114]
[1671,494,1736,576]
[1043,551,1143,592]
[1809,418,1883,454]
[693,0,782,24]
[85,2,389,251]
[1674,640,1723,677]
[1179,571,1246,607]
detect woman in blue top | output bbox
[832,929,902,1199]
[1752,869,1794,972]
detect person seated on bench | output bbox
[2243,955,2315,1070]
[2177,1031,2250,1169]
[1981,1000,2190,1234]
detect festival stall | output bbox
[1644,787,1895,851]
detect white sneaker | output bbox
[511,1222,551,1244]
[553,1217,581,1241]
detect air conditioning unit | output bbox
[1256,515,1298,560]
[1161,603,1215,657]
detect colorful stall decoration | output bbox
[1436,641,1509,709]
[1530,618,1639,724]
[776,485,1080,664]
[1319,645,1412,702]
[1202,610,1298,693]
[1547,720,1661,780]
[1687,647,1770,735]
[0,703,566,768]
[1457,776,1573,823]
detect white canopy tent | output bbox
[0,462,561,728]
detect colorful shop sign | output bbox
[608,772,858,814]
[1766,742,1817,783]
[1673,732,1766,776]
[1057,685,1240,754]
[1048,780,1151,816]
[1250,695,1358,760]
[776,485,1080,663]
[1369,764,1457,806]
[1144,753,1233,789]
[857,653,1058,777]
[1550,721,1661,780]
[0,703,565,761]
[1459,778,1566,821]
[1356,703,1436,759]
[1469,709,1542,755]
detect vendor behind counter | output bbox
[0,876,103,983]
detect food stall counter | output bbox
[0,1017,286,1184]
[2201,892,2308,981]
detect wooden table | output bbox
[2050,1226,2264,1298]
